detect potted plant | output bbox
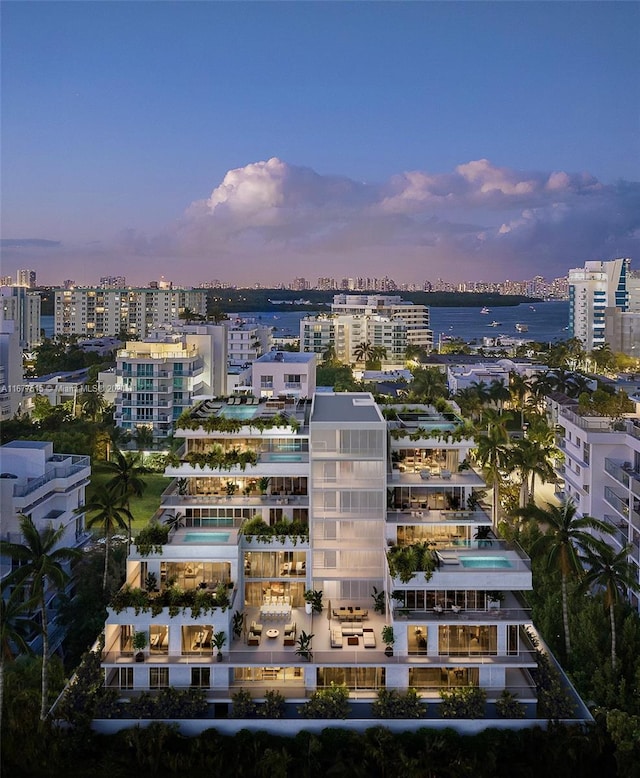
[487,591,504,610]
[132,630,148,662]
[232,610,244,639]
[382,625,395,657]
[225,481,238,499]
[371,585,386,615]
[144,571,158,592]
[212,630,227,661]
[304,589,323,614]
[295,630,314,662]
[258,476,271,500]
[474,526,493,548]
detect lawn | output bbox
[86,462,170,532]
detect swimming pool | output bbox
[218,405,258,420]
[268,453,304,462]
[459,556,512,569]
[183,531,231,544]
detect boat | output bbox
[488,321,502,327]
[480,307,490,314]
[515,323,529,333]
[529,305,536,311]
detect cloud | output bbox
[0,238,61,248]
[173,157,638,281]
[6,158,639,285]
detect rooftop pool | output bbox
[217,405,258,420]
[183,531,232,544]
[459,556,512,569]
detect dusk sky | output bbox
[2,1,639,287]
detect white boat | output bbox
[515,323,529,332]
[480,307,490,314]
[488,321,501,327]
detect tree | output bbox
[514,500,614,658]
[579,539,640,670]
[473,425,510,526]
[321,344,338,364]
[79,385,106,422]
[75,488,133,591]
[488,378,510,412]
[0,585,38,719]
[589,343,615,374]
[0,515,80,720]
[102,449,148,543]
[508,371,532,426]
[353,341,374,366]
[408,367,448,404]
[469,380,491,408]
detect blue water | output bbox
[459,556,512,569]
[183,531,231,543]
[238,301,570,345]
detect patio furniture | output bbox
[347,636,359,646]
[266,629,279,639]
[247,632,260,646]
[363,629,376,648]
[331,629,343,648]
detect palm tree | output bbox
[508,372,532,426]
[589,343,615,374]
[0,515,80,720]
[371,345,388,365]
[473,425,510,527]
[515,500,614,657]
[455,386,483,422]
[75,488,133,591]
[469,380,491,408]
[353,341,374,366]
[103,450,148,543]
[409,367,448,404]
[579,539,640,670]
[488,379,510,413]
[79,386,106,421]
[0,586,38,719]
[322,344,338,364]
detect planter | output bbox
[217,652,223,663]
[384,646,393,657]
[135,652,145,663]
[305,602,313,615]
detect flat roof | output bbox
[1,440,50,450]
[311,393,383,424]
[257,351,315,364]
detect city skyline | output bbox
[2,2,639,286]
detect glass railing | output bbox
[604,487,629,517]
[605,458,630,488]
[13,456,90,497]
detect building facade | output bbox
[568,258,631,350]
[95,392,586,726]
[54,288,208,339]
[0,285,42,348]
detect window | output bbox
[149,668,169,688]
[261,375,274,388]
[191,668,210,688]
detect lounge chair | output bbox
[331,629,343,648]
[363,629,376,648]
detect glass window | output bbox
[191,668,211,688]
[150,668,169,688]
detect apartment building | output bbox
[226,317,273,367]
[0,441,91,652]
[568,258,630,350]
[114,324,227,441]
[96,393,587,728]
[0,285,42,348]
[54,287,207,339]
[553,402,640,606]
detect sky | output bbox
[1,1,639,287]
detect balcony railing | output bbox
[605,458,630,488]
[12,456,90,497]
[604,487,629,518]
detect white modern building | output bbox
[251,351,316,400]
[226,317,273,368]
[54,287,208,339]
[301,295,432,365]
[113,324,227,441]
[94,392,588,727]
[0,441,91,652]
[553,402,640,607]
[0,319,23,419]
[0,285,42,348]
[568,258,631,350]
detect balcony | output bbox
[12,456,91,498]
[604,487,629,518]
[605,458,630,489]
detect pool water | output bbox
[183,531,231,543]
[218,405,258,420]
[268,453,303,461]
[459,556,512,569]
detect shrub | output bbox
[372,688,426,719]
[439,686,487,719]
[231,689,257,719]
[494,689,525,719]
[299,682,350,719]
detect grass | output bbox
[86,462,170,532]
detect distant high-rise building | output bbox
[54,287,207,339]
[17,269,36,288]
[100,276,126,289]
[0,285,42,348]
[568,258,631,349]
[0,276,12,287]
